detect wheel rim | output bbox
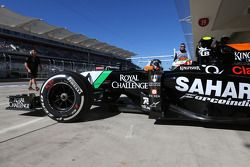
[48,83,76,112]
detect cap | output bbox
[180,43,185,47]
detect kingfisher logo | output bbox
[232,66,250,75]
[235,52,250,62]
[179,66,201,71]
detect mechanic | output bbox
[174,43,188,61]
[24,49,42,91]
[144,59,163,72]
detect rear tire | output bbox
[40,71,93,122]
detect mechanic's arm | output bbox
[174,53,177,61]
[24,62,31,73]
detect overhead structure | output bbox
[0,5,136,58]
[64,34,89,44]
[175,0,250,60]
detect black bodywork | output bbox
[95,68,250,122]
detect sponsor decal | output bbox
[74,104,79,109]
[67,77,83,94]
[175,76,250,107]
[112,75,148,89]
[149,94,160,98]
[152,89,157,95]
[149,89,160,98]
[150,101,160,108]
[235,52,250,62]
[233,62,250,65]
[93,71,112,89]
[180,93,250,107]
[40,95,53,117]
[9,97,29,109]
[70,108,78,115]
[95,66,105,71]
[149,82,161,87]
[143,97,149,105]
[202,65,224,74]
[198,46,210,57]
[232,66,250,75]
[149,74,161,87]
[199,18,209,27]
[178,65,223,74]
[45,80,54,90]
[179,66,201,71]
[141,97,150,110]
[151,75,158,83]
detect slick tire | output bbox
[40,71,93,122]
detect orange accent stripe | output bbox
[227,43,250,51]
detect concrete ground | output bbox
[0,82,250,167]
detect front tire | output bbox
[40,71,93,122]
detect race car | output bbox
[34,37,250,123]
[7,37,250,123]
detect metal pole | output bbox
[62,60,64,71]
[48,59,51,77]
[3,53,6,64]
[72,61,75,71]
[88,52,90,64]
[127,55,173,60]
[52,59,56,73]
[8,54,11,74]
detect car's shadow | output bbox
[20,102,121,122]
[20,107,250,131]
[76,96,141,122]
[155,119,250,131]
[20,97,129,120]
[76,102,121,123]
[20,109,46,117]
[20,95,250,131]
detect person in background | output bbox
[171,43,192,70]
[174,43,188,61]
[24,49,42,91]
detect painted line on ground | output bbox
[0,102,9,106]
[0,84,43,88]
[0,117,46,135]
[125,124,134,138]
[0,85,27,88]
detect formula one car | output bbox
[7,37,250,123]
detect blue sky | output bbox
[1,0,185,67]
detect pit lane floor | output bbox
[0,82,250,167]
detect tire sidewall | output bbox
[40,72,89,122]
